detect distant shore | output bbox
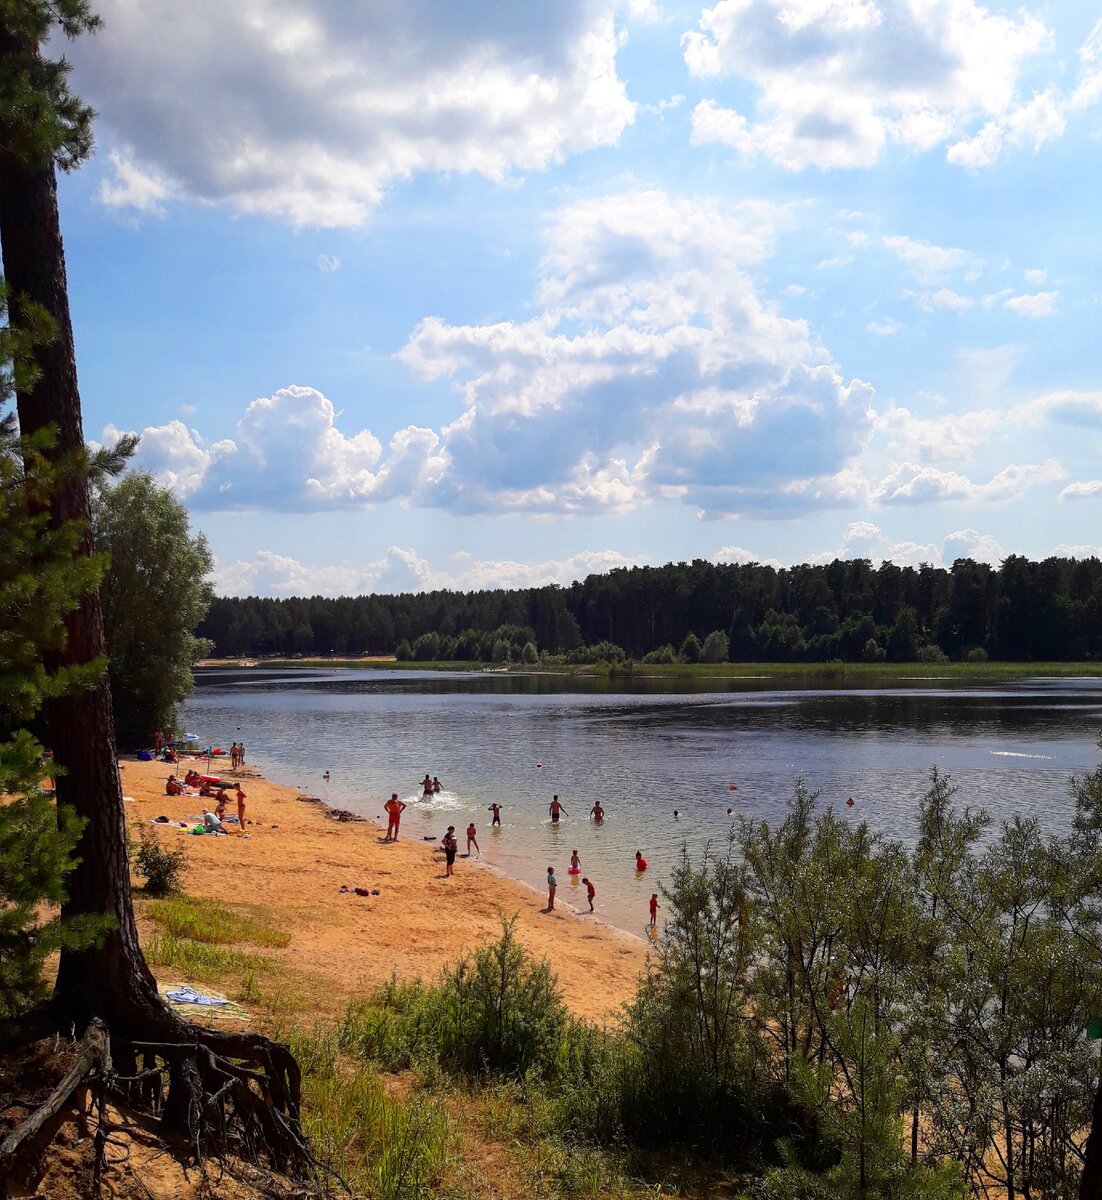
[124,756,648,1023]
[195,657,1102,682]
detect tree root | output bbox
[0,1018,324,1198]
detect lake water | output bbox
[182,670,1102,935]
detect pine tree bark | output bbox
[0,37,166,1038]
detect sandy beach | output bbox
[122,756,649,1023]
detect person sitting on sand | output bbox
[215,793,228,823]
[441,826,458,876]
[635,850,648,871]
[199,781,214,798]
[202,809,226,834]
[466,822,480,858]
[582,877,595,912]
[488,802,502,826]
[546,866,557,911]
[184,768,202,785]
[165,775,183,796]
[384,793,406,842]
[432,776,443,793]
[548,795,567,823]
[234,782,247,832]
[590,801,604,822]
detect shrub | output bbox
[917,644,949,664]
[395,638,412,661]
[964,646,989,663]
[642,644,676,664]
[680,632,702,663]
[701,630,729,663]
[134,828,187,896]
[860,637,886,663]
[521,641,539,664]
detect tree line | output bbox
[198,554,1102,664]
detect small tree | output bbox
[701,629,729,663]
[680,631,701,663]
[93,472,213,748]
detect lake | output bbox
[182,669,1102,935]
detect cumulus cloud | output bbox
[883,235,978,283]
[684,0,1056,170]
[212,546,647,597]
[873,460,1066,505]
[805,521,1002,568]
[400,188,875,518]
[1002,290,1058,317]
[70,1,635,226]
[872,404,1001,461]
[112,386,446,510]
[866,318,901,336]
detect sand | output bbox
[123,756,649,1023]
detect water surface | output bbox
[182,670,1102,934]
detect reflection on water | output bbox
[182,669,1102,935]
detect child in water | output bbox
[649,893,659,928]
[466,822,480,857]
[570,849,581,873]
[582,877,595,912]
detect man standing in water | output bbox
[384,793,406,842]
[549,795,568,823]
[590,800,604,822]
[488,802,502,826]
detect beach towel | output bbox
[160,983,249,1023]
[166,986,230,1006]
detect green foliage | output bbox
[701,628,729,663]
[0,0,101,173]
[679,630,702,662]
[282,1021,455,1200]
[0,285,110,1028]
[395,637,413,661]
[92,472,214,747]
[641,643,675,664]
[201,554,1102,664]
[521,640,539,664]
[134,827,188,896]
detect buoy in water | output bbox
[846,797,855,807]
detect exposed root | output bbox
[0,1018,326,1198]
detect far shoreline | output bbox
[195,657,1102,683]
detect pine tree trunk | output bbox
[0,92,165,1039]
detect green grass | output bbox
[144,894,291,948]
[143,931,271,979]
[281,1021,456,1200]
[205,656,1102,682]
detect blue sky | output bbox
[54,0,1102,595]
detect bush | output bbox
[394,638,412,661]
[134,828,187,896]
[680,632,702,663]
[964,646,989,663]
[917,644,949,664]
[642,644,676,664]
[521,641,539,664]
[701,630,729,663]
[860,637,886,663]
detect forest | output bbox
[198,554,1102,664]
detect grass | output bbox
[143,931,271,981]
[143,894,291,948]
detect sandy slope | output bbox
[123,756,649,1023]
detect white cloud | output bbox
[317,254,341,272]
[1002,290,1058,317]
[866,318,902,336]
[873,404,1001,461]
[805,521,1000,568]
[906,288,974,312]
[212,546,647,597]
[1023,268,1048,284]
[1059,480,1102,502]
[684,0,1053,170]
[97,150,173,215]
[942,528,1004,563]
[883,235,977,283]
[72,1,635,227]
[874,460,1066,505]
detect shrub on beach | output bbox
[134,828,187,896]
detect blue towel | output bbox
[166,986,230,1006]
